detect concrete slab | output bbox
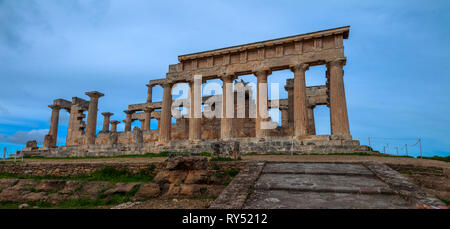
[244,190,414,209]
[263,162,374,176]
[255,173,394,194]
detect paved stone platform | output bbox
[243,162,417,209]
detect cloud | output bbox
[4,129,48,145]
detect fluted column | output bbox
[189,77,202,141]
[159,82,173,144]
[291,64,309,138]
[284,80,294,126]
[84,91,104,145]
[146,84,153,103]
[110,120,120,133]
[101,112,113,132]
[328,58,350,138]
[124,110,134,132]
[143,108,153,131]
[254,70,271,138]
[307,105,316,135]
[48,104,61,147]
[220,75,235,140]
[281,107,289,127]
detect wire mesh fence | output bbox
[367,137,423,158]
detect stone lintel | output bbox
[53,99,72,110]
[72,97,90,110]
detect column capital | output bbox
[123,110,134,115]
[290,63,310,73]
[144,107,154,113]
[220,74,237,83]
[253,69,272,77]
[48,104,61,110]
[327,58,347,67]
[101,112,113,117]
[110,120,120,125]
[85,91,104,99]
[161,81,174,89]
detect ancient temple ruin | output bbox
[22,26,370,157]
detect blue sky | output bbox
[0,0,449,158]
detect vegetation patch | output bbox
[210,157,241,162]
[22,151,213,160]
[0,167,156,183]
[421,156,449,163]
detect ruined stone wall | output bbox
[0,161,245,178]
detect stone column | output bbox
[101,112,113,132]
[159,82,173,144]
[49,105,61,145]
[189,78,202,141]
[307,105,316,135]
[110,120,120,133]
[143,108,153,131]
[124,110,134,132]
[254,70,271,138]
[285,80,294,126]
[291,64,309,138]
[281,107,289,127]
[146,84,153,103]
[84,91,104,145]
[220,75,235,140]
[328,58,351,138]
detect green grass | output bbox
[439,198,450,205]
[0,166,156,183]
[421,156,450,163]
[210,157,241,162]
[0,183,143,209]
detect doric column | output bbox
[146,84,153,103]
[124,110,134,132]
[159,82,173,144]
[101,112,113,132]
[307,105,316,135]
[143,108,153,131]
[220,74,235,140]
[284,79,294,126]
[84,91,104,145]
[47,104,61,147]
[110,120,120,133]
[327,58,350,137]
[281,107,289,127]
[291,64,309,138]
[188,77,202,141]
[254,70,271,138]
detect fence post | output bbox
[368,137,371,147]
[419,138,423,159]
[405,144,408,157]
[3,147,5,160]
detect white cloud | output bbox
[4,129,48,145]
